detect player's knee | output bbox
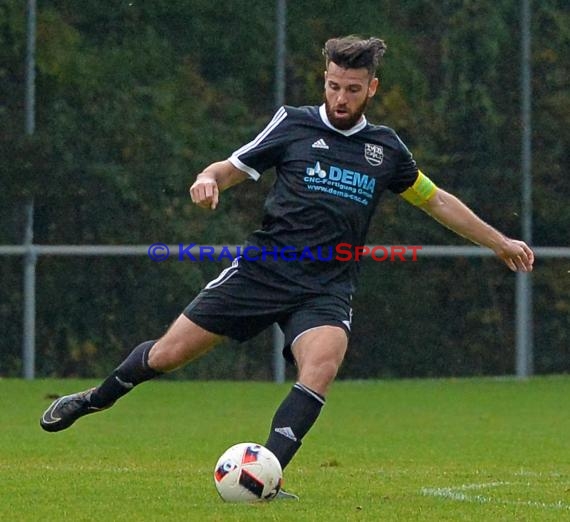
[148,339,190,372]
[320,359,342,384]
[299,359,341,395]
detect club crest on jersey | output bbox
[364,144,383,166]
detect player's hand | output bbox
[190,174,219,210]
[494,239,534,272]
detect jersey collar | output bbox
[319,104,368,136]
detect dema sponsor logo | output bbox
[306,161,327,178]
[304,161,376,205]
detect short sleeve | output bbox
[228,107,290,180]
[387,133,419,194]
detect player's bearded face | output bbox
[325,95,369,130]
[324,63,378,130]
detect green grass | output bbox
[1,377,570,521]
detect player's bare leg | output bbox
[265,326,347,469]
[40,315,222,432]
[148,314,222,371]
[292,326,348,396]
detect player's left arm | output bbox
[400,172,534,272]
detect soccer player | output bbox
[40,36,534,498]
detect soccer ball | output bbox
[214,442,282,502]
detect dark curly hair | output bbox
[323,36,387,76]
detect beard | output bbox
[324,95,369,130]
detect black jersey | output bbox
[228,104,419,297]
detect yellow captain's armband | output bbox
[400,170,437,206]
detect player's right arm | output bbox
[191,106,289,210]
[189,160,249,210]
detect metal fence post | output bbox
[272,324,286,384]
[516,0,533,377]
[22,0,37,379]
[271,0,287,384]
[22,202,37,379]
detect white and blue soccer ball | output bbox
[214,442,282,502]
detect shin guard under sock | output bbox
[265,382,325,469]
[89,340,161,408]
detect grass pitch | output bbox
[1,377,570,521]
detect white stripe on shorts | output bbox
[204,257,240,290]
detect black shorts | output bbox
[183,259,352,363]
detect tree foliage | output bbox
[1,0,568,378]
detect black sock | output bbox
[264,382,325,470]
[89,341,162,408]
